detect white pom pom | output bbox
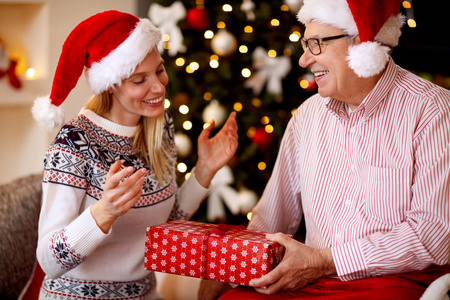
[31,96,65,131]
[347,42,390,78]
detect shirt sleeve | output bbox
[332,93,450,280]
[248,114,303,235]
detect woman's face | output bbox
[107,49,168,126]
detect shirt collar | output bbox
[325,58,398,121]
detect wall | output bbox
[0,0,137,184]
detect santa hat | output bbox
[297,0,404,78]
[32,10,161,130]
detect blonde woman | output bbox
[32,10,238,300]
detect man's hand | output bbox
[198,280,232,300]
[249,233,336,294]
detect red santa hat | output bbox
[32,10,161,130]
[297,0,404,78]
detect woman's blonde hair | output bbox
[85,92,174,185]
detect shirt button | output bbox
[335,233,340,240]
[350,164,356,170]
[345,200,351,206]
[350,126,356,134]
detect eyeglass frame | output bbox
[300,34,350,56]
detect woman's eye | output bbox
[133,78,145,84]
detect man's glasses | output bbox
[300,34,349,55]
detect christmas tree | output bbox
[140,0,314,224]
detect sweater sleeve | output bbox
[36,139,110,279]
[168,168,210,220]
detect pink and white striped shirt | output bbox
[248,59,450,281]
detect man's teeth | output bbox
[144,98,162,104]
[314,71,329,77]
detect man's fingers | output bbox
[249,264,284,289]
[266,232,294,248]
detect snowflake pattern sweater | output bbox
[36,108,209,300]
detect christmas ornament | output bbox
[251,126,274,151]
[211,29,238,57]
[244,47,292,96]
[284,0,304,14]
[148,1,186,56]
[202,100,227,128]
[186,6,210,30]
[241,0,256,22]
[0,39,21,89]
[174,132,193,158]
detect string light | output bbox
[239,45,248,53]
[244,25,253,33]
[268,49,277,57]
[241,68,251,78]
[204,30,214,39]
[204,92,212,101]
[26,68,36,79]
[247,212,252,221]
[261,116,270,125]
[175,57,185,66]
[179,104,189,114]
[270,19,280,26]
[210,60,219,68]
[164,99,171,109]
[252,98,261,107]
[183,121,193,130]
[289,31,301,42]
[280,4,289,11]
[265,124,274,133]
[222,4,232,12]
[247,127,256,138]
[299,79,309,89]
[217,21,226,29]
[233,102,243,111]
[258,162,266,170]
[177,162,187,173]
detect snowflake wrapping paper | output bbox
[145,220,285,286]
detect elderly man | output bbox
[199,0,450,299]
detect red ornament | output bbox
[185,7,210,30]
[251,127,274,151]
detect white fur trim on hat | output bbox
[86,18,161,94]
[297,0,358,36]
[31,96,65,131]
[347,42,390,78]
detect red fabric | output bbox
[219,265,450,300]
[18,261,45,300]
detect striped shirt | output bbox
[248,59,450,281]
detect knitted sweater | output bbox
[36,109,209,299]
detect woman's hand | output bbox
[90,160,146,233]
[195,111,238,188]
[249,233,337,294]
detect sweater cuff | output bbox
[331,239,370,281]
[65,206,110,256]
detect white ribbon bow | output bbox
[206,165,258,221]
[148,1,186,56]
[244,46,292,96]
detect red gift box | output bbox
[145,220,285,286]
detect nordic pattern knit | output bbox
[37,109,209,300]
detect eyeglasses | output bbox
[301,34,349,55]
